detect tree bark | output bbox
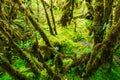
[50,0,57,35]
[28,15,52,47]
[86,18,120,76]
[41,0,54,35]
[0,56,30,80]
[85,0,93,19]
[93,0,104,45]
[114,4,120,23]
[89,0,113,46]
[60,0,74,26]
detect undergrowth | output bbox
[0,1,120,79]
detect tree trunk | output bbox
[28,14,52,47]
[13,0,52,47]
[114,4,120,23]
[60,0,74,26]
[89,0,113,46]
[0,56,30,80]
[0,25,40,75]
[50,0,57,35]
[93,0,104,45]
[86,18,120,76]
[85,0,93,20]
[36,0,40,22]
[41,0,54,35]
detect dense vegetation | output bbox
[0,0,120,80]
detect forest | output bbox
[0,0,120,80]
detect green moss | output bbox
[63,59,73,66]
[13,59,26,70]
[0,73,13,80]
[115,48,120,58]
[88,61,120,80]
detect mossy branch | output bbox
[0,26,40,75]
[41,0,54,35]
[13,0,52,47]
[0,56,30,80]
[86,18,120,76]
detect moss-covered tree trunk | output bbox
[41,0,54,35]
[13,0,52,47]
[114,3,120,23]
[89,0,114,45]
[0,26,41,75]
[60,0,74,26]
[0,0,62,79]
[93,0,104,45]
[85,0,93,20]
[86,0,115,76]
[86,17,120,77]
[50,0,57,35]
[28,15,52,47]
[0,56,30,80]
[103,0,114,24]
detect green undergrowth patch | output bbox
[0,18,93,80]
[115,48,120,58]
[0,58,35,80]
[0,73,13,80]
[40,19,93,55]
[13,59,26,71]
[88,61,120,80]
[13,59,35,78]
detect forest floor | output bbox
[1,17,120,80]
[0,3,120,80]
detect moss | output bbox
[114,5,120,23]
[28,13,52,47]
[115,48,120,58]
[60,0,74,26]
[0,56,30,80]
[88,61,120,80]
[86,18,120,77]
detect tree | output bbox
[50,0,57,35]
[85,0,93,20]
[88,0,114,45]
[60,0,74,26]
[41,0,55,35]
[86,0,120,77]
[86,17,120,76]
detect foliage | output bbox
[88,62,120,80]
[115,48,120,58]
[0,73,13,80]
[13,59,26,71]
[0,0,120,80]
[72,32,85,42]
